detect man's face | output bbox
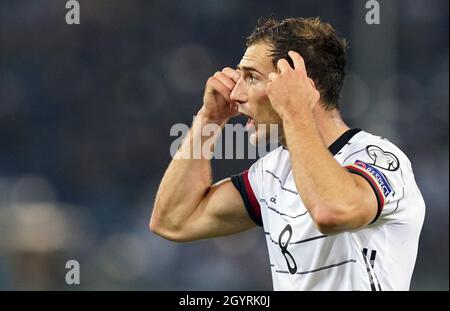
[231,42,283,145]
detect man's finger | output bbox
[208,77,231,102]
[268,72,278,82]
[222,67,240,83]
[277,59,291,75]
[288,51,306,75]
[213,71,236,90]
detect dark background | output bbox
[0,0,448,290]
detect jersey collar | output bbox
[281,128,362,156]
[328,128,362,156]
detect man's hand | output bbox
[199,67,241,125]
[266,51,320,120]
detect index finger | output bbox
[277,58,291,75]
[288,51,306,75]
[222,67,240,83]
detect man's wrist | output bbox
[279,105,314,125]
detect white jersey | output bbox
[231,129,425,291]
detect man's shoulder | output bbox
[339,130,416,189]
[344,130,411,165]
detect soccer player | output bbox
[150,17,425,290]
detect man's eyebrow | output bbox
[236,65,265,76]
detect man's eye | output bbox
[247,74,257,83]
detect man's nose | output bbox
[230,80,248,104]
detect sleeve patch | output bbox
[366,145,400,171]
[351,160,393,197]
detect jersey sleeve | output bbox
[230,159,264,227]
[341,140,410,223]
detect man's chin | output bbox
[247,123,263,146]
[248,129,271,146]
[249,131,258,146]
[248,124,281,147]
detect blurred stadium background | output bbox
[0,0,448,290]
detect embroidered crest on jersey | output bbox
[353,160,393,197]
[366,145,400,171]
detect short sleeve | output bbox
[342,141,409,223]
[230,159,264,227]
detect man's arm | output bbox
[266,51,379,235]
[150,68,256,242]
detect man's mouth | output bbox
[238,110,256,131]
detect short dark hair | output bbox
[246,17,348,110]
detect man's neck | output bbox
[314,107,350,148]
[279,107,350,149]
